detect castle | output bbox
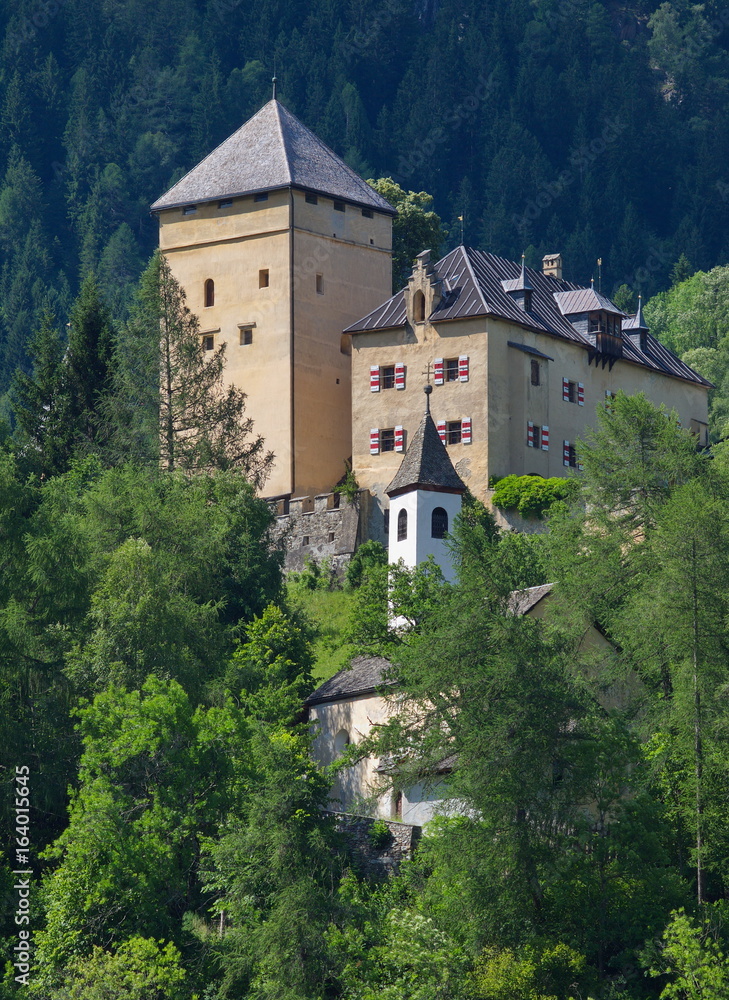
[152,94,710,559]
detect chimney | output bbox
[542,253,563,280]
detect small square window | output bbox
[218,199,233,208]
[333,200,345,212]
[183,205,197,215]
[259,269,269,288]
[254,192,268,202]
[381,365,395,389]
[445,359,459,382]
[381,428,395,452]
[305,192,318,205]
[240,327,252,345]
[316,273,323,294]
[362,208,373,218]
[302,535,309,546]
[530,359,540,385]
[446,420,462,445]
[202,334,214,351]
[328,531,335,542]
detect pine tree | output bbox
[65,273,115,451]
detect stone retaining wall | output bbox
[269,492,362,574]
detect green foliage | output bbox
[472,942,589,1000]
[491,475,577,519]
[334,462,360,503]
[346,539,388,590]
[285,579,355,681]
[49,936,186,1000]
[368,819,393,850]
[649,908,729,1000]
[367,178,445,290]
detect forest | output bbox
[3,262,729,999]
[4,0,729,995]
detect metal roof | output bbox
[345,246,711,388]
[151,99,395,214]
[554,287,624,316]
[386,405,465,497]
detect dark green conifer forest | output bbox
[5,1,729,998]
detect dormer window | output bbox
[413,290,425,323]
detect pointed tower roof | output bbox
[501,253,534,293]
[622,294,649,332]
[386,388,465,498]
[151,99,395,214]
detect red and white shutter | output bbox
[562,377,570,402]
[370,366,380,392]
[541,425,549,451]
[437,419,447,443]
[563,440,570,466]
[577,382,584,406]
[459,355,469,381]
[527,421,535,447]
[370,429,380,455]
[434,358,444,385]
[394,425,404,451]
[395,362,406,390]
[462,416,472,444]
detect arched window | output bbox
[204,279,214,307]
[334,730,350,757]
[413,289,425,322]
[397,508,408,541]
[431,507,448,539]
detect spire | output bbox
[386,409,465,498]
[272,75,277,100]
[424,383,432,415]
[634,293,647,331]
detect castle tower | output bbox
[385,386,465,582]
[151,97,395,499]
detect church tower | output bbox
[151,95,395,499]
[385,386,465,582]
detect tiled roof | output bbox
[386,406,465,497]
[345,246,711,387]
[151,99,395,214]
[305,655,393,705]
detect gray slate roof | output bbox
[151,99,395,214]
[386,408,465,497]
[344,246,711,388]
[554,287,623,316]
[305,655,393,705]
[306,584,558,708]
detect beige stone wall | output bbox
[157,187,392,498]
[351,312,710,516]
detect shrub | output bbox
[368,819,393,850]
[491,475,576,519]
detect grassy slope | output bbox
[286,580,355,682]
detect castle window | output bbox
[302,536,309,546]
[431,507,448,539]
[334,730,350,756]
[381,365,396,389]
[240,327,252,346]
[531,359,540,385]
[204,279,214,307]
[183,205,197,215]
[254,192,268,202]
[218,199,233,208]
[259,269,269,288]
[380,428,395,452]
[445,358,459,382]
[333,200,346,212]
[362,208,373,218]
[305,192,318,204]
[202,334,214,351]
[446,420,462,445]
[397,508,407,541]
[413,290,425,323]
[316,273,323,294]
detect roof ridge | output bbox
[272,100,293,187]
[461,245,491,314]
